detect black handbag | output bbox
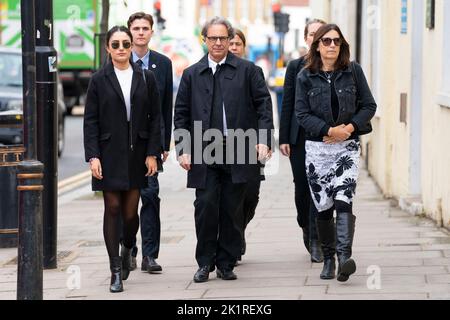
[350,62,373,136]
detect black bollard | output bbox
[0,146,24,248]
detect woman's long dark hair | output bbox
[304,19,326,40]
[234,28,247,47]
[305,24,351,73]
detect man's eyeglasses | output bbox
[110,41,132,50]
[320,37,342,47]
[206,36,230,43]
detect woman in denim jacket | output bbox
[295,24,377,282]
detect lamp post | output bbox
[17,0,44,300]
[35,0,58,270]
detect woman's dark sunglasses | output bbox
[320,37,342,47]
[111,41,131,50]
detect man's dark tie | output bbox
[210,64,224,134]
[136,59,144,69]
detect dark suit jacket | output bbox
[143,50,173,152]
[84,61,161,191]
[279,56,306,145]
[174,53,274,189]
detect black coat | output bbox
[174,53,274,189]
[279,57,306,145]
[84,61,161,191]
[142,50,173,152]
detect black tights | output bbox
[315,200,353,221]
[103,190,140,258]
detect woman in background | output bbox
[229,29,271,263]
[279,19,326,263]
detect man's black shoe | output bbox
[193,266,211,283]
[141,256,162,273]
[216,269,237,280]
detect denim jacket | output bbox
[295,62,377,140]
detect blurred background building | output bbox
[312,0,450,229]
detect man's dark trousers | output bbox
[289,137,319,248]
[140,174,161,258]
[195,164,247,272]
[236,175,261,257]
[243,177,261,229]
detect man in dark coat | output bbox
[127,12,173,273]
[174,17,274,283]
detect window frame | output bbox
[436,0,450,108]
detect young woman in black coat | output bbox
[83,26,161,293]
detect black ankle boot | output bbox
[316,218,336,280]
[336,212,356,282]
[121,245,132,280]
[109,257,123,293]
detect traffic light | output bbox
[274,12,290,34]
[272,2,281,13]
[154,1,166,30]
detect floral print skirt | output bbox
[305,139,361,213]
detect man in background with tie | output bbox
[127,12,173,274]
[174,17,274,283]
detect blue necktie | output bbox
[136,59,144,70]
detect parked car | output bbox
[0,47,66,157]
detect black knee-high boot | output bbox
[121,245,132,280]
[109,257,123,293]
[316,218,336,280]
[336,212,356,282]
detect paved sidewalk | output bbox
[1,154,450,300]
